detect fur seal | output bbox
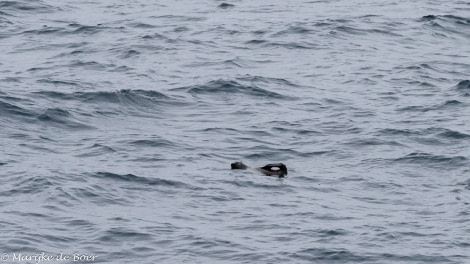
[231,161,287,177]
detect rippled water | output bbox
[1,0,470,263]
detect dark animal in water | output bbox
[231,162,287,177]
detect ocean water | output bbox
[1,0,469,263]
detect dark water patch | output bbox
[18,143,59,154]
[92,172,203,190]
[151,14,206,23]
[271,125,322,136]
[437,129,470,140]
[443,15,470,25]
[394,152,467,168]
[334,25,367,36]
[37,108,92,130]
[202,127,239,134]
[273,24,315,36]
[127,139,175,148]
[99,228,152,243]
[421,14,470,25]
[23,26,67,36]
[297,150,336,158]
[218,3,235,9]
[245,39,266,45]
[1,177,54,197]
[222,58,246,68]
[142,32,169,40]
[291,248,372,262]
[0,10,11,17]
[456,80,470,90]
[64,219,95,230]
[0,99,35,118]
[265,41,315,50]
[237,75,301,88]
[33,89,180,110]
[316,228,349,237]
[69,60,109,71]
[455,80,470,96]
[109,65,134,72]
[174,26,189,32]
[420,15,438,22]
[377,127,470,141]
[175,79,289,100]
[241,145,303,159]
[378,253,457,263]
[0,0,56,13]
[223,178,291,190]
[397,100,464,112]
[75,144,116,158]
[186,57,250,68]
[420,15,470,38]
[121,49,140,59]
[345,138,404,147]
[127,22,156,29]
[71,186,129,205]
[37,78,81,87]
[27,66,57,72]
[73,25,109,35]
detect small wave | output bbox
[127,22,156,29]
[292,248,371,262]
[175,79,290,100]
[98,228,152,242]
[345,138,404,147]
[120,49,140,59]
[245,39,267,45]
[420,15,470,25]
[437,129,470,139]
[420,15,438,22]
[0,99,35,118]
[420,15,470,38]
[455,80,470,96]
[141,32,168,40]
[237,75,300,88]
[75,144,116,157]
[37,108,92,129]
[378,127,470,140]
[265,41,316,49]
[223,178,291,190]
[23,26,68,36]
[73,25,104,35]
[272,23,315,37]
[218,3,235,9]
[394,152,467,168]
[378,253,455,263]
[37,78,81,87]
[1,176,54,197]
[397,100,464,112]
[92,172,203,190]
[34,89,182,112]
[127,139,175,148]
[69,60,109,70]
[0,0,56,13]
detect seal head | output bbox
[231,161,248,170]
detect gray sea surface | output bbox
[1,0,470,263]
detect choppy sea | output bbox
[1,0,470,263]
